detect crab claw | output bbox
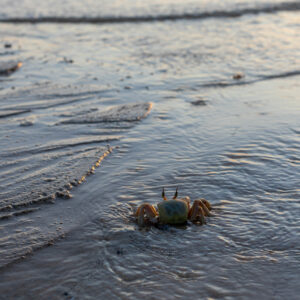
[189,202,206,224]
[135,203,158,226]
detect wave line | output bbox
[0,2,299,24]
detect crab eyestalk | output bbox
[173,187,178,200]
[162,187,167,200]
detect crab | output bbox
[135,187,212,226]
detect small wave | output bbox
[0,224,66,270]
[0,109,31,118]
[0,195,55,213]
[0,2,299,24]
[0,82,108,101]
[2,137,119,158]
[0,146,112,214]
[259,70,300,80]
[1,96,95,111]
[0,207,40,220]
[0,83,112,114]
[196,70,300,89]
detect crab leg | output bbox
[135,203,158,226]
[195,199,212,217]
[189,202,206,224]
[135,205,142,218]
[200,198,212,211]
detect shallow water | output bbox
[0,0,299,299]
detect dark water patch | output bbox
[0,2,299,24]
[190,99,207,106]
[0,51,16,56]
